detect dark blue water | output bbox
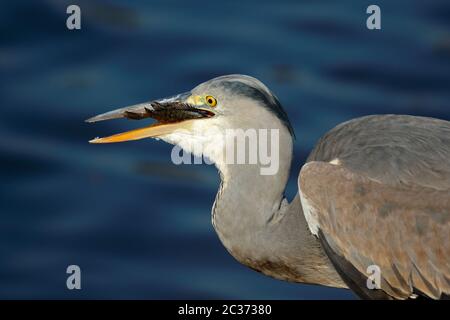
[0,0,449,299]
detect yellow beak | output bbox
[88,120,195,144]
[86,94,214,144]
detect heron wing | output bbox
[299,161,450,299]
[306,115,450,190]
[299,115,450,299]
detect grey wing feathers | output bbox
[299,161,450,299]
[300,115,450,299]
[307,115,450,190]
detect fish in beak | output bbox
[86,93,215,143]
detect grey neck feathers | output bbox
[211,140,346,288]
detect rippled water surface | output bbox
[0,0,449,299]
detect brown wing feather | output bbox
[299,161,450,299]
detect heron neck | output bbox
[211,142,345,288]
[212,159,289,238]
[211,128,293,240]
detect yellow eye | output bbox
[205,95,217,107]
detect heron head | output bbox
[87,74,294,164]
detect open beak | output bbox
[86,93,214,143]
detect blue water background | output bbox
[0,0,449,299]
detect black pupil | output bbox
[208,99,213,104]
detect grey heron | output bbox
[86,74,450,299]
